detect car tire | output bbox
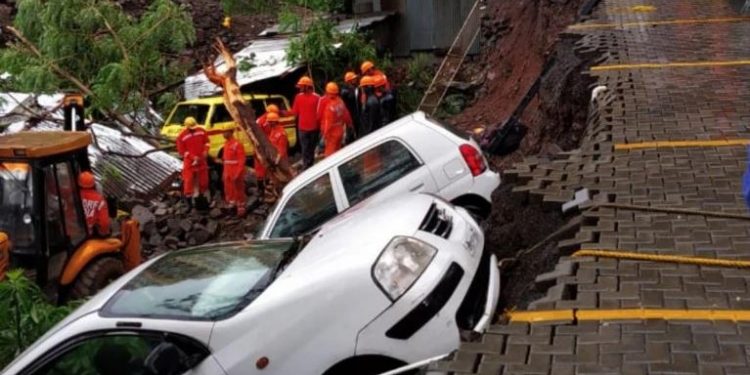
[462,204,486,223]
[69,257,124,300]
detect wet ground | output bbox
[435,0,750,373]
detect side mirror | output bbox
[144,342,189,375]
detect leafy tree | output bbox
[0,0,196,131]
[0,270,78,368]
[220,0,275,15]
[281,0,376,85]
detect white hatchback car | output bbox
[4,194,500,375]
[258,111,500,239]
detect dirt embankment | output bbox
[451,0,589,167]
[462,0,599,311]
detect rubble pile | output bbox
[128,190,270,257]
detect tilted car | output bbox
[3,194,500,375]
[257,111,500,239]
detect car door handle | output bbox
[409,183,424,192]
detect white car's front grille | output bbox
[419,203,453,239]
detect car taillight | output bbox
[459,144,487,176]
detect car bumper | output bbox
[354,203,500,362]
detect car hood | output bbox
[288,193,436,272]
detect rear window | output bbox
[101,241,294,321]
[265,97,289,111]
[169,104,210,126]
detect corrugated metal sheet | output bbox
[184,38,299,99]
[406,0,478,53]
[407,0,435,50]
[0,94,181,199]
[184,14,391,99]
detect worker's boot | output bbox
[184,197,193,211]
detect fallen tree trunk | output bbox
[204,39,296,187]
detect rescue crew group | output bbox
[174,60,395,217]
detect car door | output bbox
[336,139,438,208]
[266,172,345,238]
[21,330,225,375]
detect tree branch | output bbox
[96,9,130,62]
[3,25,153,140]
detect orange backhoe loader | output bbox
[0,131,141,302]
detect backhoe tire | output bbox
[70,257,124,300]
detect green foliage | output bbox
[100,161,123,185]
[221,0,275,15]
[0,270,77,368]
[0,0,196,118]
[397,53,436,115]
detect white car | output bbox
[258,111,500,239]
[4,194,500,375]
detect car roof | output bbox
[282,111,430,195]
[182,94,287,105]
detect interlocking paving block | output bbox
[436,0,750,372]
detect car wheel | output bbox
[462,204,485,223]
[69,257,124,300]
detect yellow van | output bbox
[160,94,297,158]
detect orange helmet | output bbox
[373,75,387,88]
[360,61,375,74]
[266,112,280,122]
[78,171,96,189]
[344,71,358,83]
[325,82,339,95]
[359,76,375,87]
[266,104,279,113]
[296,76,314,87]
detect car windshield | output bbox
[101,241,295,321]
[0,162,35,252]
[169,104,210,126]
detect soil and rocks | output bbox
[454,0,598,312]
[124,186,272,259]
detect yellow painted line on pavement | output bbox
[614,139,750,150]
[508,309,750,323]
[592,60,750,71]
[569,16,750,30]
[505,310,575,323]
[573,249,750,268]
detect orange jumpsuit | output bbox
[176,127,210,196]
[269,124,289,161]
[80,188,110,236]
[320,96,352,157]
[254,114,271,180]
[222,137,247,209]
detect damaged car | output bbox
[3,193,500,375]
[257,111,500,239]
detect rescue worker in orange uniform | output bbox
[254,104,280,194]
[176,116,210,209]
[220,129,247,217]
[78,171,110,237]
[359,76,382,136]
[266,112,289,164]
[319,82,353,157]
[291,76,321,169]
[360,60,391,91]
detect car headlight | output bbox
[372,236,437,301]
